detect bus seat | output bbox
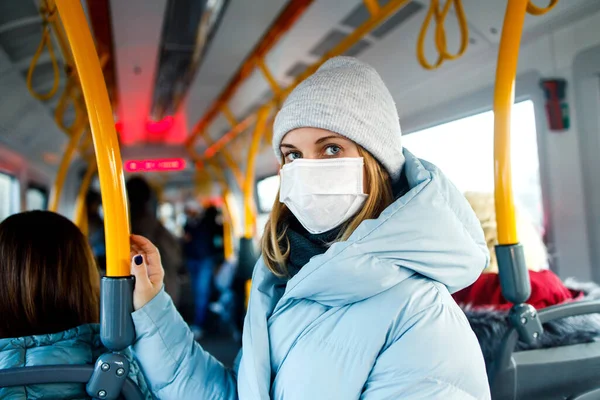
[0,364,145,400]
[485,300,600,399]
[463,305,600,369]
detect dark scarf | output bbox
[285,170,409,278]
[285,218,342,278]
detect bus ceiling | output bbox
[0,0,597,180]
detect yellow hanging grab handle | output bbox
[54,80,83,134]
[54,0,130,277]
[417,0,469,70]
[47,119,87,212]
[526,0,558,16]
[27,5,60,101]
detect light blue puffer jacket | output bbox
[131,149,492,399]
[0,324,153,399]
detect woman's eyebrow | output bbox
[280,143,297,149]
[315,135,347,144]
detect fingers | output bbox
[130,253,163,311]
[130,254,151,288]
[130,234,157,253]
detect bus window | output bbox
[159,202,183,237]
[256,175,280,214]
[402,100,543,231]
[255,175,280,238]
[0,172,19,222]
[26,186,48,211]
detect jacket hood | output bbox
[266,148,489,310]
[239,149,489,398]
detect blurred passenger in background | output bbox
[86,190,106,275]
[453,191,582,309]
[183,200,224,339]
[126,176,183,307]
[455,191,600,369]
[0,211,152,399]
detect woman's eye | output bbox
[285,152,301,162]
[324,145,341,156]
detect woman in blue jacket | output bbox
[129,56,491,399]
[0,211,152,399]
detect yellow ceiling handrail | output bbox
[416,0,469,70]
[198,130,246,189]
[256,58,282,99]
[185,0,314,150]
[54,0,130,277]
[192,0,413,165]
[363,0,381,17]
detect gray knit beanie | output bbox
[273,56,404,180]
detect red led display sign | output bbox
[124,158,186,172]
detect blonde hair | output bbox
[262,146,394,276]
[464,191,548,274]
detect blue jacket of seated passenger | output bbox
[131,149,492,399]
[0,324,153,399]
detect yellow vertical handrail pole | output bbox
[493,0,529,246]
[221,151,245,190]
[74,163,98,232]
[220,105,251,186]
[243,106,270,238]
[223,190,242,243]
[221,192,234,261]
[241,107,269,310]
[205,161,235,260]
[48,122,86,212]
[54,0,130,277]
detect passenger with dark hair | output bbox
[86,189,106,275]
[126,176,183,307]
[0,210,152,399]
[183,201,224,338]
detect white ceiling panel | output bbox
[183,0,289,127]
[110,0,168,145]
[0,47,65,175]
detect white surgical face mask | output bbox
[279,157,367,234]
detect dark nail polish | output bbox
[134,255,143,265]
